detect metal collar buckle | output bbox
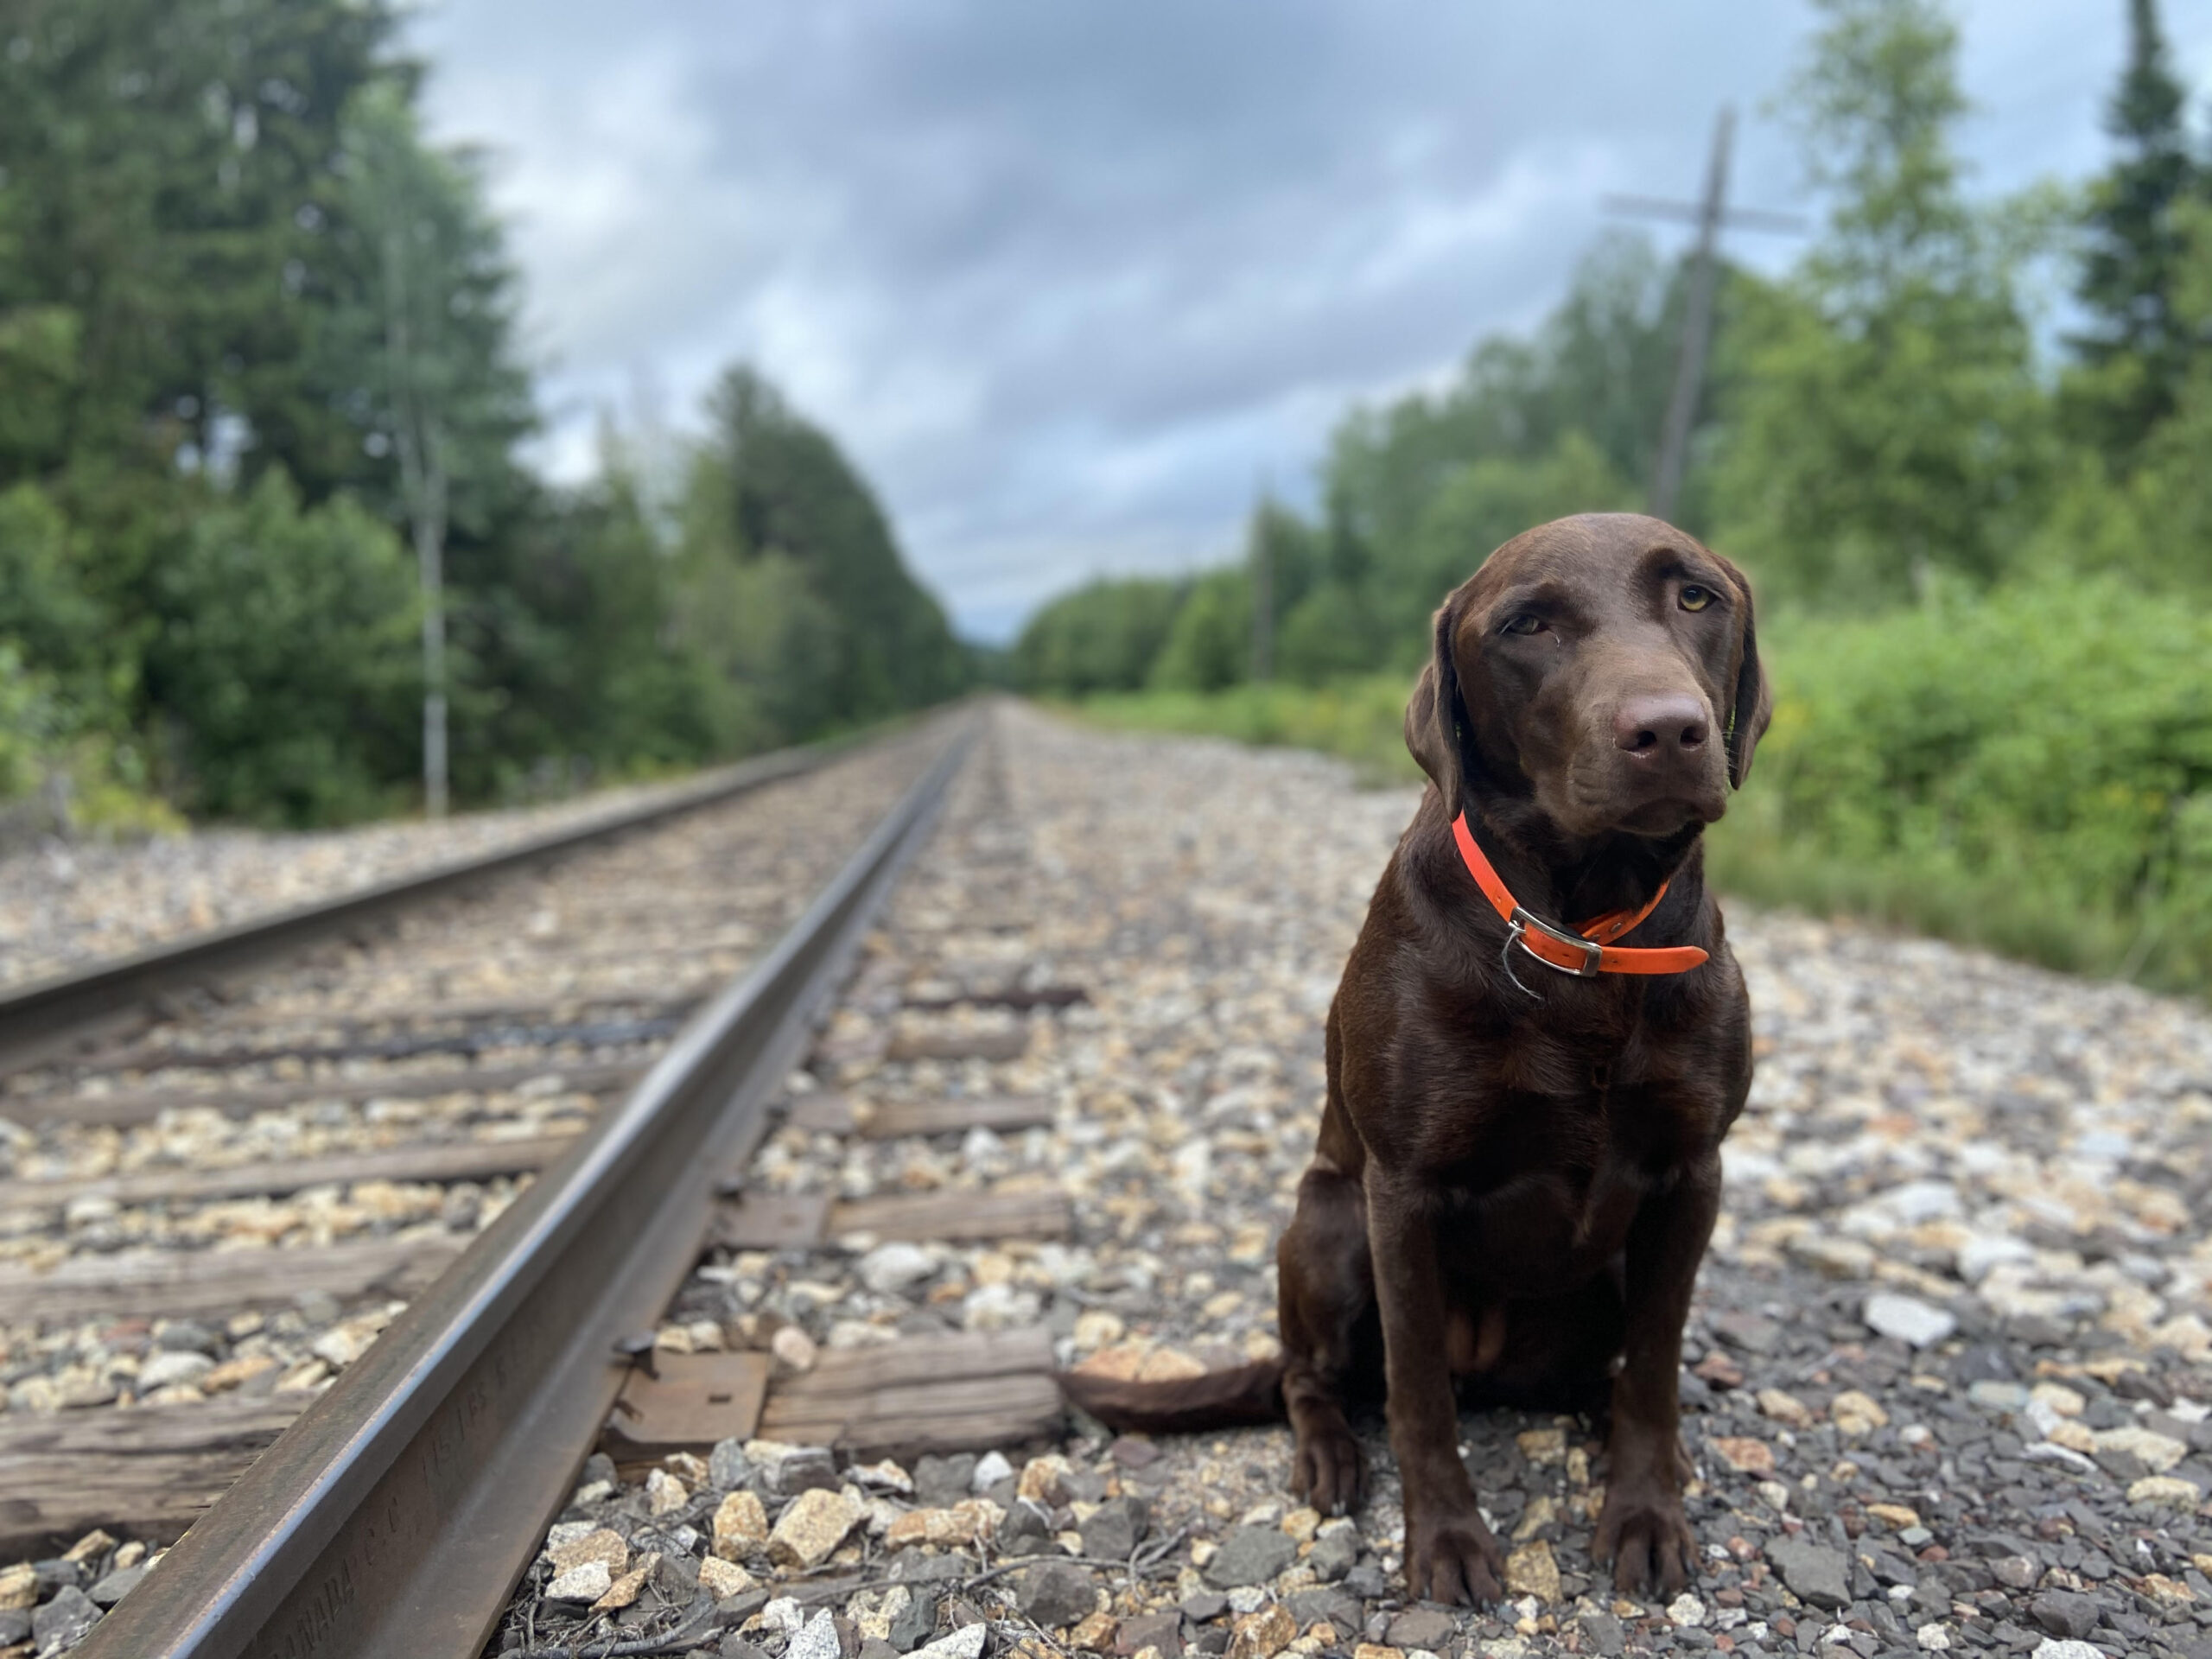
[1507,906,1603,977]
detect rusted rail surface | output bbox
[72,718,976,1659]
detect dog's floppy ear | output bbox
[1717,555,1771,789]
[1404,596,1468,811]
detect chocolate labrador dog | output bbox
[1060,513,1770,1603]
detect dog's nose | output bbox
[1614,695,1709,757]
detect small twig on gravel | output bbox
[960,1535,1189,1596]
[505,1593,717,1659]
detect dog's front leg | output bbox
[1365,1166,1503,1604]
[1595,1153,1720,1597]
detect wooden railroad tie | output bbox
[188,984,720,1035]
[711,1185,1071,1252]
[778,1092,1053,1140]
[760,1328,1061,1461]
[0,1133,582,1217]
[861,1094,1052,1139]
[3,1058,645,1129]
[0,1235,464,1324]
[0,1395,307,1556]
[603,1328,1060,1466]
[883,1026,1032,1065]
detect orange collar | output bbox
[1450,812,1708,982]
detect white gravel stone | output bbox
[543,1560,612,1603]
[1863,1292,1957,1348]
[909,1626,988,1659]
[135,1351,214,1390]
[856,1242,937,1294]
[787,1609,842,1659]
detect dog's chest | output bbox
[1426,1085,1700,1291]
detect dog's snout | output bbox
[1613,694,1709,758]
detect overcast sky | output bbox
[407,1,2212,641]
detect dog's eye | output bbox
[1499,613,1545,636]
[1679,585,1713,612]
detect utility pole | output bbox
[1249,499,1274,684]
[1606,107,1804,523]
[1649,106,1730,524]
[384,223,451,819]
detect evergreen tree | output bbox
[677,367,968,739]
[1710,0,2050,604]
[2067,0,2202,460]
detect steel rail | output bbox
[73,715,978,1659]
[0,728,881,1075]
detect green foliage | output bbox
[461,470,756,785]
[1012,575,1186,696]
[0,0,393,499]
[1709,0,2053,605]
[1079,573,2212,993]
[0,0,970,828]
[319,81,535,535]
[1072,675,1421,788]
[1708,574,2212,989]
[675,367,968,745]
[1033,0,2212,996]
[0,485,107,689]
[0,644,62,804]
[2064,0,2203,461]
[1395,432,1637,641]
[143,472,422,823]
[1320,234,1693,604]
[1149,569,1254,693]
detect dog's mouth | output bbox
[1618,800,1716,836]
[1611,792,1724,836]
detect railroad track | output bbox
[0,713,1040,1655]
[11,702,2210,1659]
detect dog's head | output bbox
[1405,513,1770,840]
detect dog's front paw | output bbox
[1592,1481,1697,1597]
[1406,1506,1504,1605]
[1291,1421,1366,1516]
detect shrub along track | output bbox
[0,714,975,1655]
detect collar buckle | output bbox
[1507,906,1604,977]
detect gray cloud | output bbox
[410,0,2212,639]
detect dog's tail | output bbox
[1056,1357,1286,1434]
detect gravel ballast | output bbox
[14,705,2212,1659]
[484,707,2212,1659]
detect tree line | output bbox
[0,0,969,830]
[1015,0,2212,697]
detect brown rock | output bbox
[1694,1352,1745,1389]
[1505,1539,1561,1604]
[198,1353,280,1394]
[593,1556,658,1613]
[883,1500,995,1548]
[770,1487,864,1570]
[1829,1390,1888,1436]
[713,1490,770,1558]
[1516,1427,1566,1466]
[1070,1612,1120,1651]
[1709,1437,1777,1476]
[1018,1454,1074,1507]
[1756,1389,1814,1429]
[1226,1604,1297,1659]
[548,1528,628,1574]
[1076,1344,1207,1383]
[698,1556,754,1599]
